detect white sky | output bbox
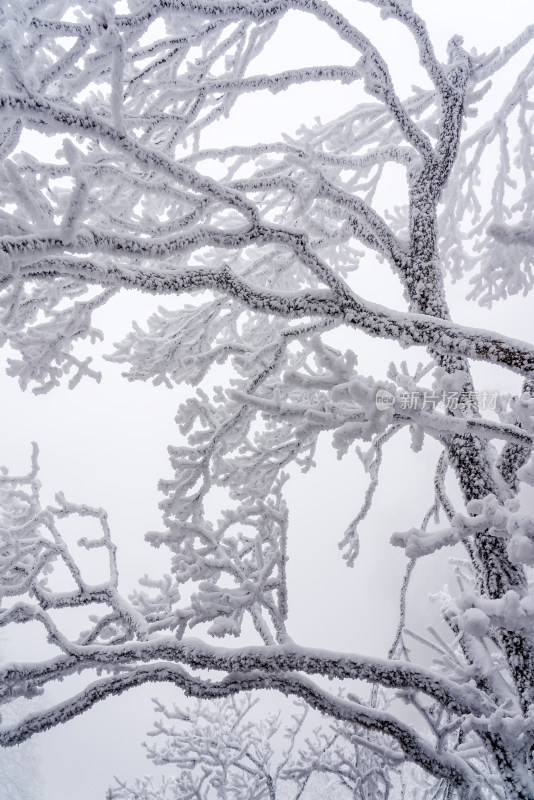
[1,2,534,798]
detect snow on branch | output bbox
[393,493,534,570]
[0,660,480,791]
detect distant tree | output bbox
[0,737,42,800]
[0,676,43,800]
[1,1,534,799]
[108,694,394,800]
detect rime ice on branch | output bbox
[109,694,400,800]
[1,1,534,798]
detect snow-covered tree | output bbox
[108,693,393,800]
[0,663,43,800]
[1,1,534,798]
[0,739,42,800]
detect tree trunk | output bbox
[404,153,534,794]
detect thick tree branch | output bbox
[0,662,478,792]
[0,638,495,719]
[6,254,534,377]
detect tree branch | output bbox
[0,638,495,719]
